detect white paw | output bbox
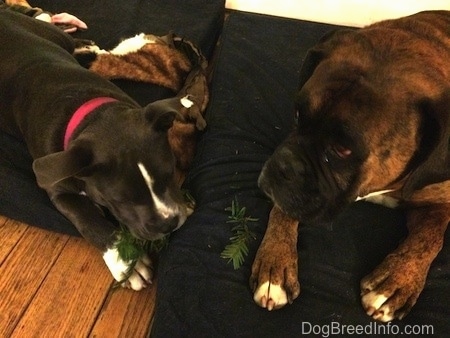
[253,281,288,311]
[102,248,152,291]
[74,44,105,55]
[361,291,394,322]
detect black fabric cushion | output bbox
[151,11,450,337]
[0,0,225,234]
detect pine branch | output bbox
[112,225,169,287]
[221,197,258,269]
[113,189,194,282]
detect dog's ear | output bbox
[153,111,178,131]
[402,91,450,197]
[32,142,93,189]
[145,97,185,131]
[298,29,356,89]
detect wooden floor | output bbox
[0,214,157,337]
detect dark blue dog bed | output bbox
[1,2,448,336]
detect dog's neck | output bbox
[64,97,117,150]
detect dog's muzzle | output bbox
[258,141,347,223]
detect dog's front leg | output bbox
[51,193,153,290]
[250,205,300,310]
[361,203,450,322]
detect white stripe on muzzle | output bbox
[137,162,177,219]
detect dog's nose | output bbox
[157,215,181,234]
[129,214,182,241]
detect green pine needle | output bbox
[148,235,170,253]
[114,224,169,261]
[221,197,258,269]
[112,225,169,287]
[113,189,194,278]
[115,226,147,262]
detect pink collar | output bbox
[64,97,117,150]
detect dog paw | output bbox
[191,108,207,130]
[250,245,300,310]
[178,66,208,130]
[179,96,207,130]
[360,253,427,322]
[253,281,289,310]
[103,248,153,291]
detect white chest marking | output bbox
[137,162,177,219]
[356,189,399,208]
[355,189,394,201]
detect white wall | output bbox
[225,0,450,27]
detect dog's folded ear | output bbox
[402,91,450,197]
[298,29,356,90]
[145,97,185,131]
[32,141,93,189]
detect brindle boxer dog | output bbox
[251,10,450,322]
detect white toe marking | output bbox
[253,281,288,310]
[127,273,146,291]
[140,253,152,266]
[137,162,178,219]
[134,254,152,282]
[362,291,388,311]
[374,304,395,322]
[102,247,152,291]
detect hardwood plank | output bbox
[1,219,157,337]
[90,279,157,337]
[0,216,28,265]
[10,236,112,337]
[0,226,69,337]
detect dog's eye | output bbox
[331,144,352,159]
[324,144,352,163]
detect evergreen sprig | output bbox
[113,225,169,286]
[113,190,194,285]
[115,224,169,261]
[221,197,258,270]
